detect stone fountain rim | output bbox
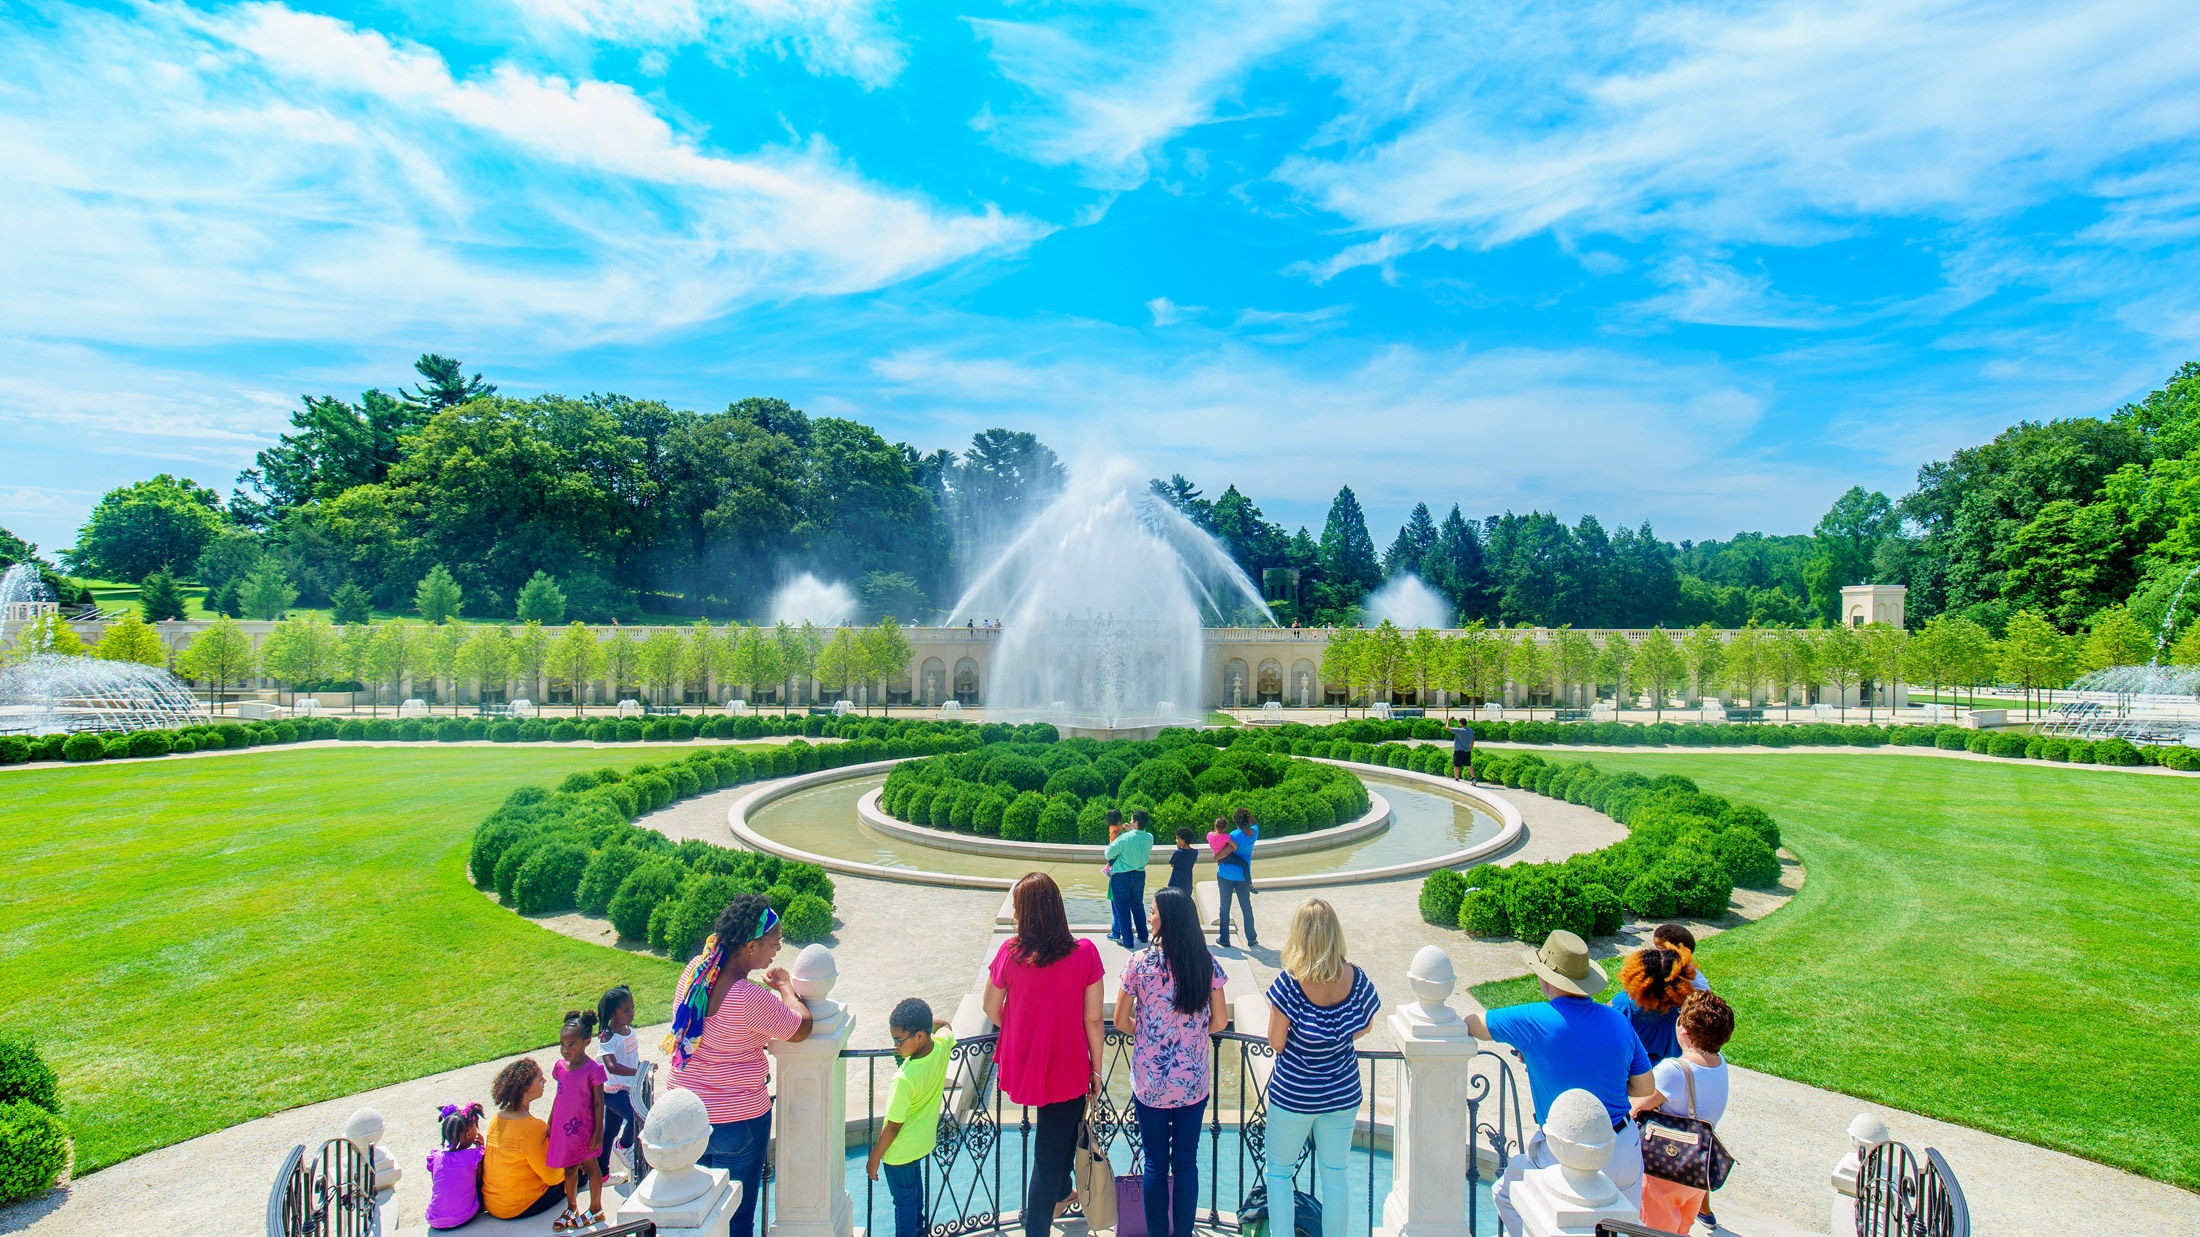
[726,757,1525,891]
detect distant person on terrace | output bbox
[665,894,814,1237]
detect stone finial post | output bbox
[618,1088,742,1236]
[1377,948,1479,1237]
[1508,1090,1637,1237]
[1831,1112,1890,1234]
[341,1107,399,1198]
[770,944,859,1237]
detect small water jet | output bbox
[0,653,210,734]
[946,463,1272,734]
[1363,574,1454,629]
[769,573,858,626]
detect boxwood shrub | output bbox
[0,1099,69,1206]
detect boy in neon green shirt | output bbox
[866,998,956,1237]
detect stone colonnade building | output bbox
[29,585,1906,713]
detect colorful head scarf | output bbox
[664,906,782,1066]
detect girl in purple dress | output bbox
[424,1102,485,1230]
[545,1010,608,1232]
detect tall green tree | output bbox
[261,615,339,699]
[1594,631,1635,709]
[1805,487,1899,623]
[1766,628,1810,720]
[1319,628,1363,713]
[177,617,255,713]
[815,627,860,703]
[514,572,567,624]
[1382,503,1440,577]
[1634,628,1684,719]
[1509,633,1552,719]
[513,620,551,704]
[1552,627,1597,711]
[399,353,496,417]
[1681,624,1727,706]
[1317,487,1383,616]
[138,569,188,622]
[337,623,376,702]
[330,581,373,625]
[241,563,299,621]
[1998,610,2077,719]
[549,622,604,716]
[1813,625,1865,722]
[2082,604,2156,672]
[455,625,513,706]
[861,618,913,713]
[414,565,463,624]
[603,630,643,705]
[93,613,166,666]
[1725,624,1766,714]
[727,624,781,706]
[68,474,227,581]
[1862,623,1909,721]
[424,622,467,713]
[365,621,414,714]
[640,628,685,706]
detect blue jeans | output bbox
[882,1158,926,1237]
[1134,1097,1203,1237]
[1263,1105,1353,1237]
[702,1109,772,1237]
[597,1089,636,1177]
[1110,870,1148,944]
[1217,877,1255,945]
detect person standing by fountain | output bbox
[1447,721,1477,784]
[1105,809,1155,948]
[985,874,1107,1237]
[1215,808,1259,949]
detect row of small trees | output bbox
[143,615,917,715]
[1317,604,2188,722]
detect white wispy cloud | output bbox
[1146,297,1204,326]
[1616,257,1847,331]
[507,0,906,87]
[0,2,1044,352]
[1280,0,2200,279]
[970,0,1331,190]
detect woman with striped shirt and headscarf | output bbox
[665,892,814,1237]
[1262,899,1381,1237]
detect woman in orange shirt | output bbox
[482,1058,566,1220]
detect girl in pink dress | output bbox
[545,1010,608,1232]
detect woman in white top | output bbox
[1630,991,1733,1234]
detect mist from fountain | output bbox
[1363,574,1454,630]
[769,573,858,626]
[945,463,1274,730]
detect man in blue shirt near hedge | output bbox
[1462,930,1654,1236]
[1214,807,1258,949]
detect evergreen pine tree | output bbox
[331,581,373,625]
[138,569,187,622]
[1318,487,1383,614]
[514,570,567,624]
[214,577,245,618]
[414,564,463,624]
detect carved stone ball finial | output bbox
[341,1108,400,1193]
[1406,945,1459,1010]
[1540,1089,1621,1205]
[791,942,841,1018]
[1848,1112,1890,1150]
[636,1088,717,1208]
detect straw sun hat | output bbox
[1525,930,1607,997]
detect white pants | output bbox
[1491,1122,1642,1237]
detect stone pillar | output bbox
[1379,947,1479,1237]
[768,945,858,1237]
[1507,1090,1636,1237]
[618,1088,742,1237]
[1831,1112,1890,1235]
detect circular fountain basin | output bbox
[730,761,1522,896]
[853,783,1394,861]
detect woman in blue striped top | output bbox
[1262,899,1381,1237]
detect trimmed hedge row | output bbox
[0,714,1058,765]
[466,746,842,956]
[1417,752,1785,947]
[880,729,1371,845]
[0,1034,68,1206]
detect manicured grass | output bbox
[1468,753,2200,1189]
[0,746,742,1174]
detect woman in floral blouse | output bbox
[1114,886,1230,1237]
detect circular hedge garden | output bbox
[880,729,1371,844]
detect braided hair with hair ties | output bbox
[437,1102,485,1150]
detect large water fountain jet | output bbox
[0,653,210,734]
[1363,574,1454,629]
[769,573,858,626]
[946,463,1274,735]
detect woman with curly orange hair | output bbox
[1609,942,1698,1063]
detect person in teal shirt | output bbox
[867,998,956,1237]
[1105,809,1155,948]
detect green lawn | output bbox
[1470,753,2200,1190]
[0,746,727,1174]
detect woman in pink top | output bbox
[984,873,1106,1237]
[666,893,814,1237]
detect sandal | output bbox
[551,1207,583,1233]
[586,1209,608,1227]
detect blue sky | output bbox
[6,0,2200,558]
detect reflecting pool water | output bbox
[742,769,1501,899]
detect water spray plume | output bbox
[1363,575,1453,630]
[769,573,857,626]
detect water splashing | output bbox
[769,573,858,626]
[1363,575,1453,630]
[2156,562,2200,661]
[945,462,1272,729]
[0,653,210,734]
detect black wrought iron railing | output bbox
[841,1024,1526,1237]
[265,1138,379,1237]
[1857,1142,1969,1237]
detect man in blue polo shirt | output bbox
[1462,930,1654,1235]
